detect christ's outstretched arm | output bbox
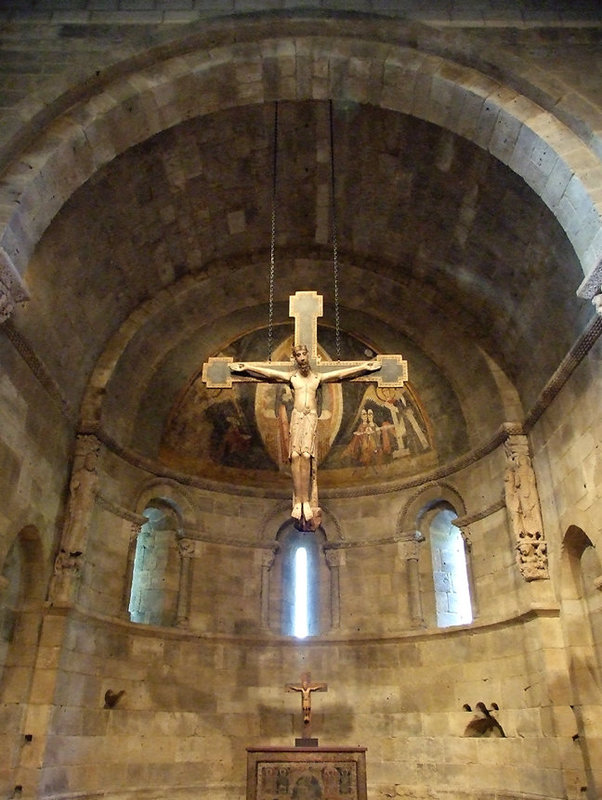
[229,362,290,381]
[321,360,381,382]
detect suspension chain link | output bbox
[329,100,341,362]
[268,102,278,361]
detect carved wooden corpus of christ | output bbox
[285,672,328,738]
[202,291,408,526]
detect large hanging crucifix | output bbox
[202,291,408,525]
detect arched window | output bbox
[281,529,322,638]
[560,526,602,798]
[561,526,602,699]
[128,501,181,626]
[268,522,331,638]
[427,504,473,627]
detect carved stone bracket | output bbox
[0,247,29,324]
[593,290,602,317]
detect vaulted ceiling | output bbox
[5,14,599,486]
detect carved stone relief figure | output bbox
[0,278,15,323]
[503,434,549,581]
[0,247,29,324]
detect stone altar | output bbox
[246,747,367,800]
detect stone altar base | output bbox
[246,747,367,800]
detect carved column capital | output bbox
[177,538,196,558]
[458,526,472,552]
[130,521,142,540]
[324,548,346,569]
[260,545,278,569]
[397,535,423,562]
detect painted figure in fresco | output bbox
[291,775,323,800]
[230,344,379,521]
[348,407,372,465]
[347,405,398,467]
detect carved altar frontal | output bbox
[247,747,367,800]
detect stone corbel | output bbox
[0,247,29,323]
[593,289,602,317]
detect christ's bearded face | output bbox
[293,345,310,375]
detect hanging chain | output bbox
[329,100,341,362]
[268,102,278,361]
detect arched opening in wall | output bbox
[128,501,181,626]
[0,526,45,790]
[560,525,602,800]
[271,522,329,638]
[560,526,602,698]
[422,503,473,628]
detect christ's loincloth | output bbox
[288,408,318,459]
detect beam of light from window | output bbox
[294,546,309,638]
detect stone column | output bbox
[176,538,196,629]
[48,433,101,606]
[324,548,345,630]
[120,521,142,620]
[398,535,425,628]
[260,546,278,629]
[458,525,478,619]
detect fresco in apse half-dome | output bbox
[159,325,435,485]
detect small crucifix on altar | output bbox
[286,672,328,745]
[202,291,407,527]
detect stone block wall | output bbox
[530,337,602,797]
[0,333,71,566]
[24,605,579,800]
